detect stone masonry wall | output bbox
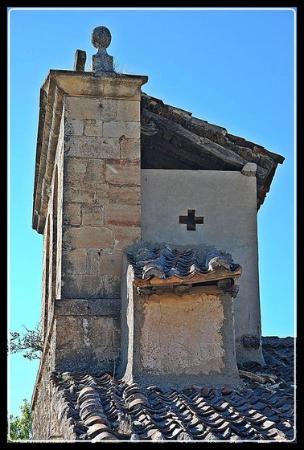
[61,96,141,300]
[32,331,62,440]
[54,302,121,373]
[32,360,78,440]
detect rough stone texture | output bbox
[141,169,263,365]
[82,205,104,226]
[113,225,141,251]
[55,315,120,373]
[63,226,114,249]
[31,365,61,440]
[60,78,142,300]
[65,97,140,122]
[32,295,121,439]
[65,136,121,159]
[139,292,226,374]
[119,258,240,388]
[103,121,140,138]
[105,160,140,186]
[61,273,121,299]
[55,298,121,316]
[99,250,123,277]
[108,185,140,205]
[63,203,82,226]
[32,70,147,442]
[31,63,287,442]
[32,324,75,441]
[105,204,140,227]
[31,356,79,441]
[83,120,103,136]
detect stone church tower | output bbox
[32,26,146,376]
[31,27,284,440]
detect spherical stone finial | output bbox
[92,26,111,50]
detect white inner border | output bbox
[7,6,297,443]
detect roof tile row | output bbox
[51,337,294,441]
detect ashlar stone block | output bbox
[99,250,123,277]
[115,100,140,122]
[108,185,140,205]
[61,273,120,299]
[65,97,105,120]
[113,225,141,251]
[101,99,139,122]
[85,249,101,275]
[103,121,140,139]
[105,203,140,227]
[83,120,103,137]
[65,136,120,159]
[120,137,140,160]
[64,226,114,249]
[82,205,104,226]
[64,185,95,204]
[64,158,87,183]
[84,159,106,183]
[55,315,120,372]
[64,118,84,137]
[105,160,140,186]
[63,249,87,274]
[63,203,82,226]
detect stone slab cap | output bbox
[32,69,148,234]
[54,298,120,317]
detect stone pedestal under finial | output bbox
[92,26,114,75]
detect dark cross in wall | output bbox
[179,209,204,231]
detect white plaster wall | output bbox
[141,170,262,360]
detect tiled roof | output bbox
[141,93,285,209]
[126,243,240,280]
[51,337,295,442]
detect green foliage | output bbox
[9,324,43,360]
[9,399,32,440]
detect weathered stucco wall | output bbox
[141,169,263,364]
[119,258,240,387]
[138,292,225,375]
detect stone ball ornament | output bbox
[92,26,112,50]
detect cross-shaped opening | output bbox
[179,209,204,231]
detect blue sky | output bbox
[8,8,295,416]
